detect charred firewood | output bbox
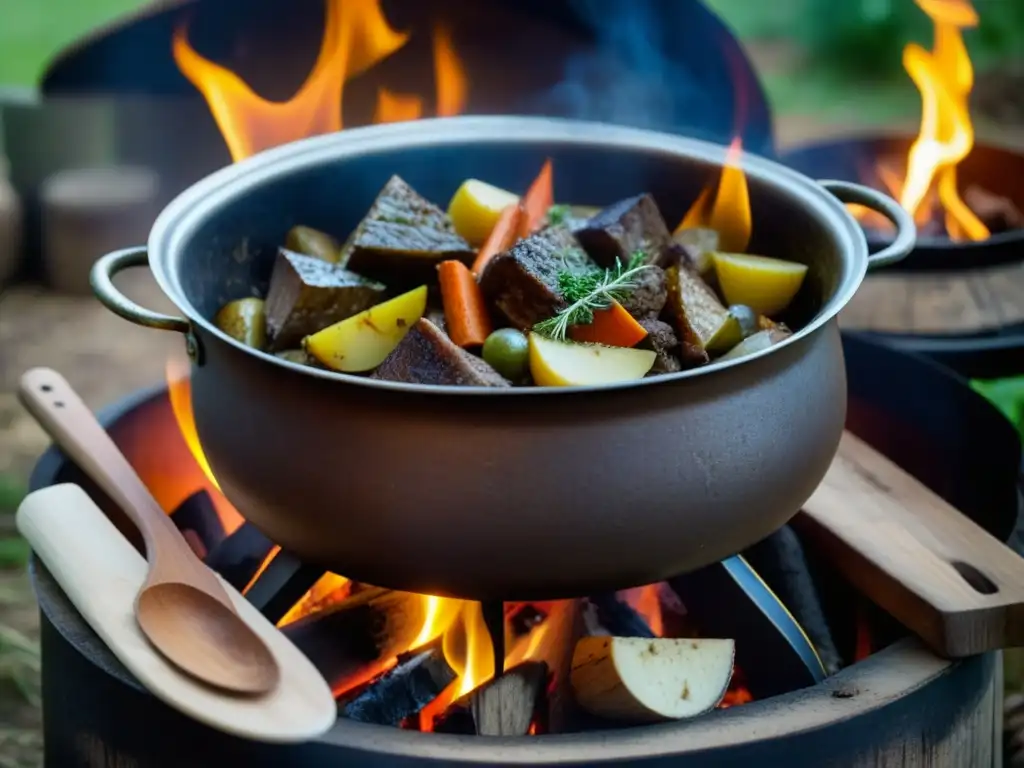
[339,644,456,726]
[280,587,429,695]
[241,550,326,626]
[203,522,276,591]
[170,490,225,558]
[470,661,548,736]
[742,525,842,675]
[586,594,654,638]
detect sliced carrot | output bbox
[471,203,522,277]
[438,260,493,348]
[569,301,649,348]
[518,159,554,238]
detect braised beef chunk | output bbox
[372,319,511,387]
[638,319,683,374]
[620,265,667,320]
[264,249,386,351]
[479,227,596,330]
[661,227,721,274]
[340,176,474,283]
[574,194,672,269]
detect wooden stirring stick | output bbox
[19,367,280,695]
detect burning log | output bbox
[585,594,654,638]
[742,525,842,675]
[203,522,276,591]
[339,644,456,726]
[469,661,547,736]
[570,637,735,724]
[170,490,225,559]
[280,587,429,695]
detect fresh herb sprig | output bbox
[547,204,571,226]
[533,251,651,341]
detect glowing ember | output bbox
[277,574,352,627]
[619,585,665,637]
[677,138,752,252]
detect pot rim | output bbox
[150,115,870,396]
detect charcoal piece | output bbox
[241,550,326,626]
[469,661,547,736]
[587,594,654,638]
[638,318,682,374]
[574,193,672,269]
[264,249,386,351]
[620,265,667,320]
[742,525,843,675]
[341,175,474,283]
[479,227,596,330]
[371,318,510,387]
[964,185,1024,234]
[204,522,276,591]
[281,587,428,694]
[339,646,456,726]
[170,490,225,556]
[432,709,476,734]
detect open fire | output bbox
[160,0,779,734]
[850,0,1021,241]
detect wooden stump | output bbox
[840,261,1024,334]
[0,163,22,288]
[40,166,159,295]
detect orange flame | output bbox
[277,573,352,627]
[619,585,665,637]
[897,0,988,241]
[677,138,752,252]
[174,1,469,162]
[433,23,467,117]
[373,88,424,124]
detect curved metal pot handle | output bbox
[91,248,191,334]
[818,180,916,270]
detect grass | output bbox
[0,0,146,86]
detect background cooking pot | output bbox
[90,116,914,600]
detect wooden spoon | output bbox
[18,367,280,695]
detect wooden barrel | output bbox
[840,260,1024,335]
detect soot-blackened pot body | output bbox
[92,117,914,600]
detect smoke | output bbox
[533,0,764,149]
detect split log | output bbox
[281,587,429,695]
[570,637,735,723]
[339,644,456,726]
[170,490,225,559]
[469,661,547,736]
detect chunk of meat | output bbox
[638,319,683,374]
[663,264,739,358]
[620,265,667,320]
[264,249,386,351]
[372,318,511,387]
[340,175,474,284]
[479,227,596,330]
[574,194,672,268]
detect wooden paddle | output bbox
[16,483,337,742]
[796,430,1024,658]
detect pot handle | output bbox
[818,180,916,270]
[91,248,191,334]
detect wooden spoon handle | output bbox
[18,368,187,562]
[796,430,1024,658]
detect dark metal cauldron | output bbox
[91,117,914,600]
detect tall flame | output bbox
[676,138,752,253]
[898,0,989,241]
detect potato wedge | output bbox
[571,637,735,723]
[447,179,520,247]
[713,253,808,317]
[528,333,655,387]
[303,285,428,373]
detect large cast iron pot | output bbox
[91,116,914,600]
